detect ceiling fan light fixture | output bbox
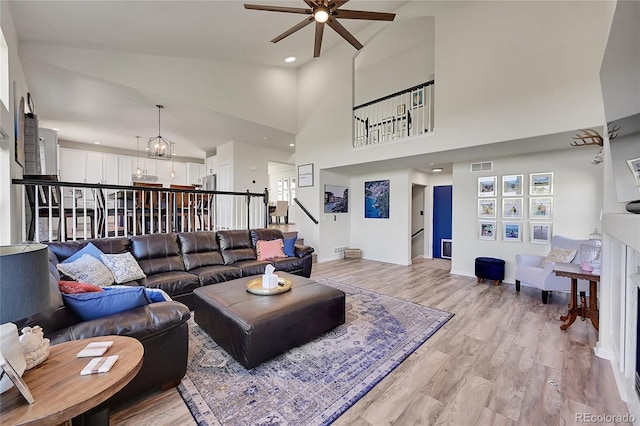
[314,8,329,23]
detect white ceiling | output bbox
[9,0,407,160]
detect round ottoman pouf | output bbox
[475,257,505,286]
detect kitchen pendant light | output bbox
[169,142,176,180]
[148,104,172,160]
[134,136,143,178]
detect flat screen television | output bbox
[324,185,348,213]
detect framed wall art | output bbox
[530,222,552,244]
[502,174,523,196]
[364,180,389,219]
[530,172,553,195]
[411,89,423,108]
[478,176,497,197]
[324,184,348,213]
[397,104,406,115]
[478,198,496,218]
[529,197,553,219]
[478,220,496,240]
[502,198,523,219]
[502,222,522,242]
[627,158,640,185]
[297,163,314,187]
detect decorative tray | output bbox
[246,277,292,295]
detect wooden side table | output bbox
[0,335,143,425]
[554,262,600,331]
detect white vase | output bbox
[0,322,27,393]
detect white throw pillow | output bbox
[542,247,577,266]
[57,254,115,287]
[100,253,147,284]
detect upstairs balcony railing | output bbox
[353,80,434,147]
[12,177,269,243]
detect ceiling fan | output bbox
[244,0,395,57]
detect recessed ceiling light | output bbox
[432,167,444,172]
[289,143,295,147]
[284,56,296,63]
[52,128,59,132]
[94,141,101,145]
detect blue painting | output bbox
[364,180,389,219]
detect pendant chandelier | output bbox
[148,104,172,160]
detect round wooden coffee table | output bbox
[0,335,143,425]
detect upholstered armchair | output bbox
[515,235,589,304]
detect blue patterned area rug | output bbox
[177,278,453,426]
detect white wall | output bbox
[295,1,612,254]
[0,2,30,244]
[354,16,435,106]
[315,170,351,262]
[451,147,603,282]
[350,169,412,265]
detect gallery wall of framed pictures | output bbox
[477,172,553,243]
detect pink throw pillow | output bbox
[256,239,285,261]
[59,280,104,294]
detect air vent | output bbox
[470,161,493,172]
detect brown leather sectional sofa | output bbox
[18,228,313,410]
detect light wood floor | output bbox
[110,258,630,425]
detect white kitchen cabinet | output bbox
[59,149,118,184]
[205,155,217,176]
[187,162,205,185]
[59,149,86,183]
[85,152,118,184]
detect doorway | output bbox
[433,185,452,258]
[411,184,426,259]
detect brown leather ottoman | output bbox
[193,272,346,369]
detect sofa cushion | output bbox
[138,271,200,297]
[250,228,285,248]
[190,265,242,286]
[47,237,130,263]
[56,254,115,287]
[233,259,271,277]
[62,242,104,264]
[101,252,147,284]
[217,230,257,265]
[178,231,224,270]
[271,256,304,274]
[61,286,150,321]
[256,239,285,260]
[130,233,186,275]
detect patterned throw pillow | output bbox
[100,253,147,284]
[542,247,577,266]
[59,281,104,294]
[57,254,115,287]
[256,239,285,261]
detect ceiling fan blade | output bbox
[326,17,363,50]
[244,4,311,15]
[314,22,324,57]
[333,9,396,21]
[303,0,320,7]
[271,16,315,43]
[328,0,350,9]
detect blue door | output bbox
[433,185,452,258]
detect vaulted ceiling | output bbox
[9,1,406,160]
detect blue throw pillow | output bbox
[62,286,149,321]
[283,237,296,257]
[62,242,105,264]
